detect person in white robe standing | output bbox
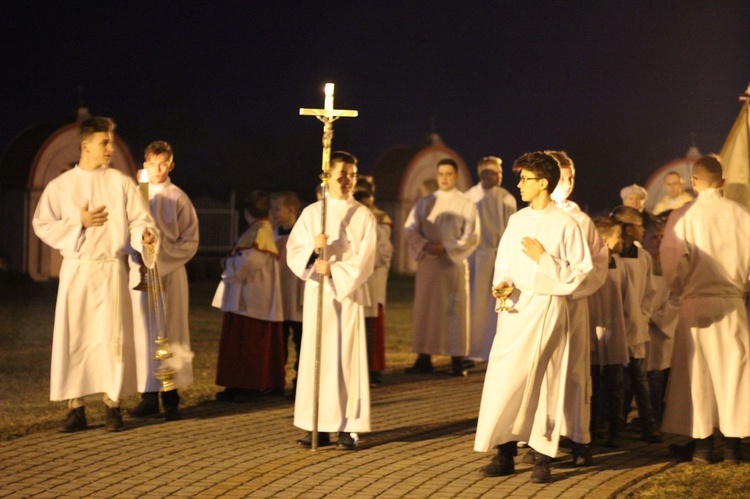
[610,205,661,443]
[588,217,629,447]
[404,158,480,376]
[661,155,750,464]
[128,141,199,421]
[474,152,592,483]
[547,151,608,465]
[465,156,516,362]
[286,151,376,450]
[32,117,159,433]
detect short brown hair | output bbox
[244,190,270,218]
[593,217,620,239]
[693,155,723,184]
[79,117,115,143]
[270,191,301,216]
[513,152,560,193]
[144,140,174,163]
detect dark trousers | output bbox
[622,357,657,426]
[591,364,625,433]
[647,368,670,422]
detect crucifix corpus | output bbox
[299,83,358,450]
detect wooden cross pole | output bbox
[299,83,358,451]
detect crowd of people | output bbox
[33,117,749,483]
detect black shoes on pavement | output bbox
[59,407,87,433]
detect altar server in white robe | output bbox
[547,151,608,465]
[404,158,480,376]
[661,155,750,464]
[475,152,592,484]
[286,152,376,450]
[465,156,516,362]
[610,205,660,443]
[588,217,629,447]
[32,117,159,433]
[128,141,199,421]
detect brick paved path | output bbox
[0,367,680,498]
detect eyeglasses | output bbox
[519,177,541,183]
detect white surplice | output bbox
[661,189,750,438]
[364,210,393,318]
[588,255,630,366]
[474,204,592,458]
[128,179,199,392]
[287,197,376,432]
[619,245,656,354]
[646,274,679,372]
[32,165,158,402]
[404,188,479,356]
[465,183,516,361]
[212,219,283,323]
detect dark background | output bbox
[1,1,748,211]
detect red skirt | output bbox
[371,304,386,371]
[215,312,285,390]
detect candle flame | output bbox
[137,169,150,183]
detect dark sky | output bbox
[1,1,748,211]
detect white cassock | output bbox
[128,179,199,392]
[364,210,393,318]
[588,255,630,367]
[32,165,158,402]
[619,245,656,358]
[555,201,608,444]
[275,227,304,323]
[465,183,516,361]
[661,189,750,439]
[287,197,376,432]
[404,188,479,356]
[474,204,592,458]
[646,274,679,372]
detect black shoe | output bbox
[605,432,622,448]
[669,441,694,463]
[336,432,357,450]
[296,432,331,448]
[530,456,551,483]
[571,442,593,467]
[462,359,476,369]
[105,407,124,432]
[164,406,181,421]
[405,363,434,374]
[215,388,237,402]
[480,454,515,477]
[129,400,160,418]
[369,372,382,387]
[642,422,663,443]
[59,407,87,433]
[451,357,468,377]
[724,438,742,464]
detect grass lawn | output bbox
[0,272,424,440]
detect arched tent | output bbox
[0,120,137,280]
[371,134,472,274]
[644,145,700,213]
[720,85,750,209]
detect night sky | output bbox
[1,1,748,211]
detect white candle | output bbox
[324,83,334,111]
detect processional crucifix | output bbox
[299,83,358,450]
